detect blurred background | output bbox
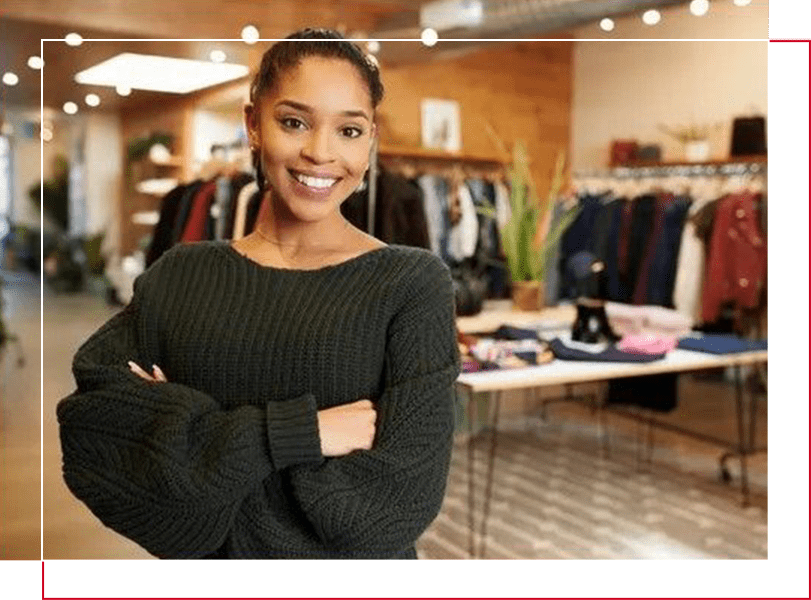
[0,0,768,560]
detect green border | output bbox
[772,0,811,38]
[35,44,808,597]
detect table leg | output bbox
[478,390,502,559]
[467,388,476,558]
[733,364,750,507]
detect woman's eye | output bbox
[343,127,364,139]
[281,117,305,130]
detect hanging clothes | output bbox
[180,180,217,243]
[646,196,691,307]
[341,167,431,249]
[673,196,716,320]
[146,183,188,268]
[232,181,259,240]
[701,191,767,324]
[447,181,478,262]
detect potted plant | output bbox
[499,141,579,311]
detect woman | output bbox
[57,29,461,559]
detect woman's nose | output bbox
[301,129,335,163]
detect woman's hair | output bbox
[249,28,385,193]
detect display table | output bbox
[454,301,767,558]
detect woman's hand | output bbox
[128,361,168,383]
[317,399,377,457]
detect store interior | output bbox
[0,0,770,561]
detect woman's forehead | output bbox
[268,56,372,107]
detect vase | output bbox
[511,280,545,311]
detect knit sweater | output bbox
[57,241,461,559]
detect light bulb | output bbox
[63,102,78,115]
[28,56,44,70]
[116,84,132,97]
[65,33,83,46]
[241,25,259,44]
[366,40,380,54]
[2,72,19,86]
[41,127,53,142]
[421,28,439,47]
[599,18,615,32]
[733,0,751,6]
[85,93,100,107]
[210,49,227,63]
[642,9,661,25]
[690,0,710,16]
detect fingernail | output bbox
[128,361,136,369]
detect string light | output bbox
[421,28,439,47]
[599,18,615,32]
[28,56,44,70]
[690,0,710,16]
[63,102,78,115]
[241,25,259,44]
[642,9,661,25]
[85,93,101,107]
[2,72,19,86]
[65,33,83,46]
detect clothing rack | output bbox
[574,157,767,180]
[367,140,509,236]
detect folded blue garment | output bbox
[549,338,666,363]
[677,334,767,355]
[492,325,540,341]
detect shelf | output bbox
[377,144,509,165]
[613,155,767,169]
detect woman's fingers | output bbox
[127,361,167,383]
[152,364,168,382]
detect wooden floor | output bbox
[0,272,766,560]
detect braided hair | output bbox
[248,28,384,193]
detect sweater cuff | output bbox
[265,394,323,471]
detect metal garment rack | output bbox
[573,157,767,180]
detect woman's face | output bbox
[246,56,376,223]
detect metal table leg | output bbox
[478,390,502,559]
[467,388,476,558]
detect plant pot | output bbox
[511,280,545,311]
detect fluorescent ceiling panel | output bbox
[75,53,250,94]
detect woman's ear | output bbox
[244,103,259,149]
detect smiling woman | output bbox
[56,29,461,560]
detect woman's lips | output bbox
[287,169,341,199]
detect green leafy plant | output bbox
[496,141,579,282]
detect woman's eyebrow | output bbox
[275,99,369,121]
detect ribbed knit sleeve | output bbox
[283,254,461,557]
[56,255,324,559]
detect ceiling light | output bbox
[366,40,380,54]
[642,9,661,25]
[690,0,710,16]
[2,72,19,86]
[76,53,250,94]
[65,33,83,46]
[421,28,439,47]
[115,84,132,96]
[28,56,44,70]
[210,50,227,63]
[63,102,78,115]
[85,93,101,107]
[241,25,259,44]
[599,18,615,32]
[733,0,751,6]
[41,127,53,142]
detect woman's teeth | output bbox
[292,171,337,188]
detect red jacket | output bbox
[701,191,766,324]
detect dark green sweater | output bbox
[57,241,461,559]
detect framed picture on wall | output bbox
[421,98,461,152]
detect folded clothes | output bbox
[549,338,666,363]
[605,302,693,337]
[617,334,677,355]
[677,334,767,355]
[492,325,540,340]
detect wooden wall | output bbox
[117,40,573,256]
[378,41,573,196]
